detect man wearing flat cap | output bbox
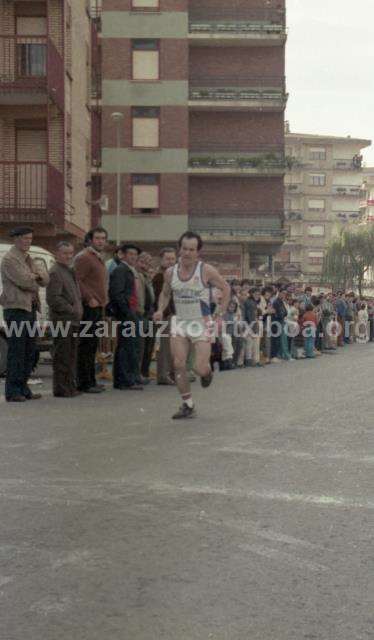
[108,243,144,390]
[0,227,49,402]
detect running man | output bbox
[154,231,230,419]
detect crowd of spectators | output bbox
[212,282,374,371]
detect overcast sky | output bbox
[286,0,374,165]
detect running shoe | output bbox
[172,403,196,420]
[200,370,213,388]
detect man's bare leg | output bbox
[193,340,213,388]
[171,336,195,418]
[193,340,212,378]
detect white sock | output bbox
[182,397,194,409]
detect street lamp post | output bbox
[110,112,124,245]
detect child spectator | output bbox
[301,303,318,358]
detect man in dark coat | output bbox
[47,242,83,397]
[109,243,143,390]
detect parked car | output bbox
[0,243,55,377]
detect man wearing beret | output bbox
[0,227,49,402]
[109,242,143,390]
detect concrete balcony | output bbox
[189,145,285,176]
[189,8,286,46]
[332,185,361,197]
[189,76,287,111]
[189,210,285,245]
[0,35,64,110]
[275,261,302,273]
[334,158,362,171]
[0,161,65,227]
[286,183,304,194]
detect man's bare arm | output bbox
[204,264,230,315]
[153,268,172,321]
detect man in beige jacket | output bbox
[0,227,49,402]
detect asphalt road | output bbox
[0,344,373,640]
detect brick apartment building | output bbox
[275,130,371,285]
[0,0,94,250]
[96,0,287,278]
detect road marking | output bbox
[218,446,374,465]
[238,543,328,573]
[0,478,372,510]
[198,515,324,551]
[151,482,374,510]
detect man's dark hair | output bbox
[160,246,176,258]
[262,286,274,295]
[305,286,313,292]
[241,279,251,287]
[177,231,203,251]
[86,226,108,243]
[119,243,141,255]
[250,287,260,296]
[305,303,314,312]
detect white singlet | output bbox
[171,261,211,322]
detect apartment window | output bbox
[309,147,326,160]
[132,107,160,148]
[132,175,159,215]
[132,0,160,10]
[309,174,326,186]
[132,40,159,80]
[308,199,325,211]
[308,225,325,237]
[16,126,47,161]
[308,250,324,265]
[16,16,47,77]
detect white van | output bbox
[0,243,55,376]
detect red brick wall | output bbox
[102,106,188,148]
[189,177,284,214]
[102,39,188,80]
[102,173,188,215]
[189,46,284,82]
[189,112,284,149]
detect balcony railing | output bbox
[332,185,361,196]
[189,8,286,33]
[0,35,64,109]
[334,158,362,170]
[0,161,63,224]
[286,183,303,193]
[0,35,47,89]
[189,210,284,238]
[189,144,285,170]
[189,75,286,102]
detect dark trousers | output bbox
[4,308,36,400]
[77,305,102,391]
[370,318,374,342]
[113,318,141,388]
[271,320,284,358]
[140,318,155,378]
[53,325,79,396]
